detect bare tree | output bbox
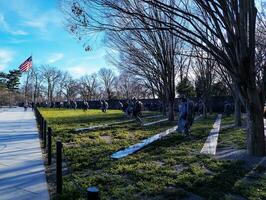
[79,73,99,100]
[30,67,43,103]
[98,68,116,99]
[61,73,79,101]
[41,65,62,103]
[62,0,265,155]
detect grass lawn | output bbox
[217,115,246,150]
[39,109,266,200]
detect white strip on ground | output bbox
[75,115,163,132]
[143,118,168,127]
[75,119,134,132]
[143,115,163,119]
[194,115,202,121]
[264,118,266,136]
[111,126,178,159]
[111,115,202,159]
[200,114,223,155]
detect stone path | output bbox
[75,115,163,132]
[111,125,178,159]
[200,114,222,155]
[0,106,10,113]
[0,107,49,200]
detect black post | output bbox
[56,141,62,194]
[37,110,40,124]
[47,127,52,165]
[87,187,100,200]
[43,120,47,148]
[40,116,43,139]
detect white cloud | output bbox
[66,65,99,78]
[0,14,28,36]
[11,30,28,36]
[22,9,62,33]
[0,49,15,71]
[47,53,64,63]
[6,38,29,44]
[23,19,47,30]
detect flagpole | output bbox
[24,69,30,104]
[24,54,32,104]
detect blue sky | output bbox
[0,0,115,77]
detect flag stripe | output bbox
[19,56,32,72]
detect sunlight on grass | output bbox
[40,109,263,200]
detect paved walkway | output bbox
[0,107,49,200]
[200,114,222,155]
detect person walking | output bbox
[31,102,35,111]
[24,102,28,111]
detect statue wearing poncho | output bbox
[177,97,195,136]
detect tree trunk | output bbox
[246,88,265,156]
[203,97,207,119]
[234,96,242,127]
[161,99,167,116]
[232,82,242,127]
[168,99,175,121]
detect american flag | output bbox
[19,56,32,72]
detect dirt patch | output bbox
[153,160,164,167]
[173,164,188,174]
[101,135,112,144]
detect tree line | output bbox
[0,70,21,106]
[60,0,266,156]
[21,66,153,103]
[21,64,229,106]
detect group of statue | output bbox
[176,98,235,136]
[119,97,144,124]
[30,97,266,137]
[23,102,35,111]
[100,100,109,113]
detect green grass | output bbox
[218,115,246,149]
[233,166,266,200]
[40,109,264,200]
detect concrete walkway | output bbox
[0,107,49,200]
[200,114,222,155]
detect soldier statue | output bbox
[177,96,195,136]
[132,97,144,125]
